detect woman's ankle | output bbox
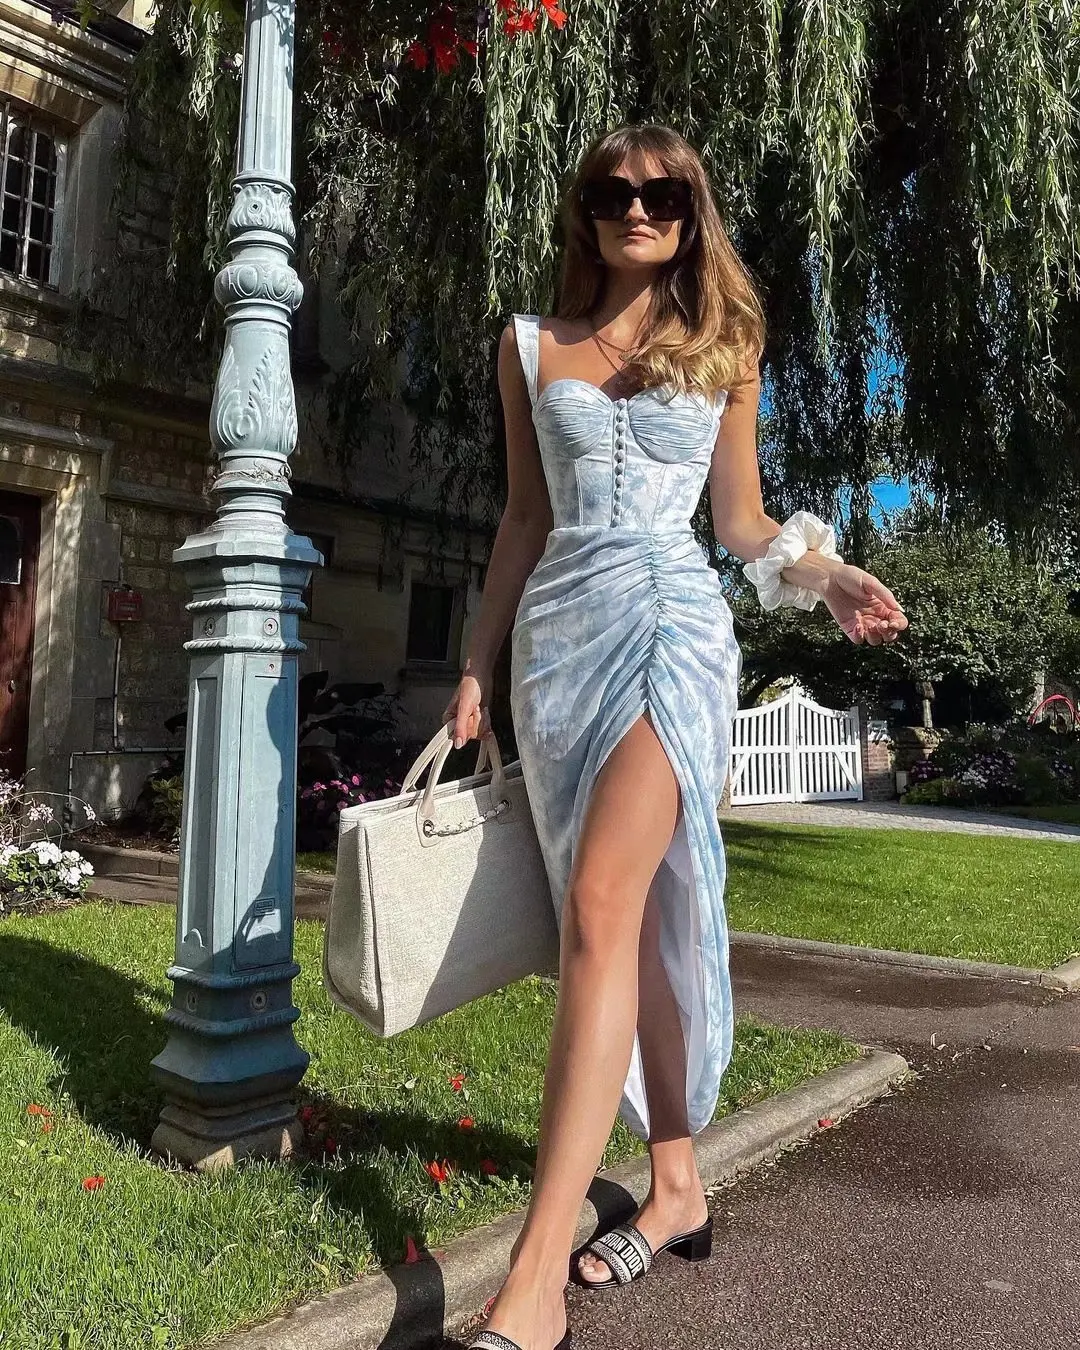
[645,1166,707,1214]
[505,1236,572,1297]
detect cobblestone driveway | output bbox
[726,799,1080,842]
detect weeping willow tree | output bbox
[71,0,1080,562]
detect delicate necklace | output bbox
[587,314,642,372]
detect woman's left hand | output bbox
[820,562,909,645]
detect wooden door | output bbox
[0,491,40,780]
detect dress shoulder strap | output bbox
[511,313,540,405]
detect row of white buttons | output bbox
[612,398,627,524]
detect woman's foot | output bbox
[478,1262,568,1350]
[576,1182,710,1286]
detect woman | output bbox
[444,123,908,1350]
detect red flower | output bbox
[40,1120,53,1134]
[324,1137,338,1154]
[449,1073,466,1091]
[817,1116,834,1129]
[299,1105,315,1126]
[405,41,429,69]
[496,0,518,11]
[404,1234,422,1264]
[480,1158,499,1176]
[433,40,459,73]
[463,38,478,56]
[82,1176,106,1192]
[458,1116,475,1130]
[322,27,346,60]
[542,2,568,27]
[518,7,539,31]
[26,1104,51,1117]
[425,1159,453,1184]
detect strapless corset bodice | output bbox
[529,375,726,532]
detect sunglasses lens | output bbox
[640,178,693,220]
[580,178,631,221]
[581,177,693,222]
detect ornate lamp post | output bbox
[150,0,321,1169]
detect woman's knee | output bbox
[561,868,642,960]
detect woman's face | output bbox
[591,152,686,272]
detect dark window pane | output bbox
[406,582,456,663]
[25,241,44,280]
[0,232,15,271]
[29,204,45,240]
[3,156,25,198]
[0,517,22,585]
[32,165,49,205]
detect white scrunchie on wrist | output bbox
[742,510,842,612]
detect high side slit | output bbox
[508,313,743,1139]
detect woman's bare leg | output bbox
[577,882,709,1285]
[482,714,680,1350]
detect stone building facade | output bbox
[0,0,488,820]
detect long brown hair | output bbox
[557,124,765,397]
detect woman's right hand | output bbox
[442,668,492,749]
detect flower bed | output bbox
[902,720,1080,808]
[0,770,95,917]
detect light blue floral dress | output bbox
[508,314,743,1140]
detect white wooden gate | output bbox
[729,686,863,804]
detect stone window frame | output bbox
[403,568,467,673]
[0,97,69,290]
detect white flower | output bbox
[32,840,62,864]
[59,866,83,890]
[0,843,18,866]
[83,805,97,822]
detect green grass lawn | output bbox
[723,820,1080,968]
[0,903,858,1350]
[296,849,336,874]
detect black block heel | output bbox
[667,1219,713,1262]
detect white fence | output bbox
[729,686,863,804]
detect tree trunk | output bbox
[917,679,935,730]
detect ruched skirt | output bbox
[510,526,742,1139]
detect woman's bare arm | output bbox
[447,322,554,746]
[708,361,841,595]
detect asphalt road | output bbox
[457,949,1080,1350]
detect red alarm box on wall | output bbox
[107,586,143,622]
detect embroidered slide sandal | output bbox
[469,1332,571,1350]
[574,1215,713,1291]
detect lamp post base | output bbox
[152,1094,304,1172]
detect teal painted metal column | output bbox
[150,0,321,1169]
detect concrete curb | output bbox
[216,1046,910,1350]
[78,842,334,892]
[730,929,1080,993]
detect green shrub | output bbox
[1012,751,1068,805]
[902,777,973,806]
[147,775,184,844]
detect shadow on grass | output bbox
[0,931,169,1144]
[0,930,542,1270]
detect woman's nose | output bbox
[624,197,649,221]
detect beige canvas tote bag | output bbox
[322,723,559,1037]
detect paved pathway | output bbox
[452,949,1079,1350]
[727,799,1080,842]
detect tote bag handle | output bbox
[399,725,509,842]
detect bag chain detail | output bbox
[421,796,511,836]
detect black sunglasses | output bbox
[580,175,694,222]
